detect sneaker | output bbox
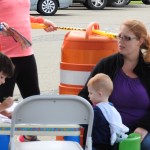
[18,135,39,142]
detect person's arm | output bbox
[78,53,119,103]
[136,111,150,131]
[30,16,57,32]
[78,60,106,104]
[30,16,44,24]
[0,97,13,113]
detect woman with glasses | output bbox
[79,19,150,150]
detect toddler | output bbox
[87,73,129,150]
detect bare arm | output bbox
[30,16,57,32]
[43,19,57,32]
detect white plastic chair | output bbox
[9,95,94,150]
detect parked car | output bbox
[108,0,127,7]
[125,0,131,5]
[125,0,150,5]
[30,0,73,15]
[142,0,150,4]
[73,0,108,9]
[73,0,127,10]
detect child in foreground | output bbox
[87,73,129,150]
[0,52,14,118]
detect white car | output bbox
[30,0,73,16]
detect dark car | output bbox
[73,0,127,10]
[142,0,150,4]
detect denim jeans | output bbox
[141,133,150,150]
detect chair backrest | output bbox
[10,95,94,149]
[119,133,141,150]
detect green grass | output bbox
[130,0,143,4]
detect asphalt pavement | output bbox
[14,4,150,97]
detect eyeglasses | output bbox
[117,34,137,42]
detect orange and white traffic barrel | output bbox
[59,22,118,95]
[60,62,93,95]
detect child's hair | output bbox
[0,52,14,78]
[87,73,113,97]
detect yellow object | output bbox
[31,23,118,39]
[92,30,118,39]
[31,23,86,31]
[31,23,46,29]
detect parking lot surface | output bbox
[14,4,150,97]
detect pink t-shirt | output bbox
[0,0,33,58]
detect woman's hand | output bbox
[43,19,57,32]
[134,127,148,141]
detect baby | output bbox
[87,73,129,149]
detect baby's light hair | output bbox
[87,73,113,97]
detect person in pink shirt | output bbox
[0,0,57,142]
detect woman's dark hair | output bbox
[0,52,15,78]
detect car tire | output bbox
[126,0,131,5]
[85,0,107,9]
[83,1,91,8]
[142,0,150,4]
[37,0,58,16]
[110,0,127,7]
